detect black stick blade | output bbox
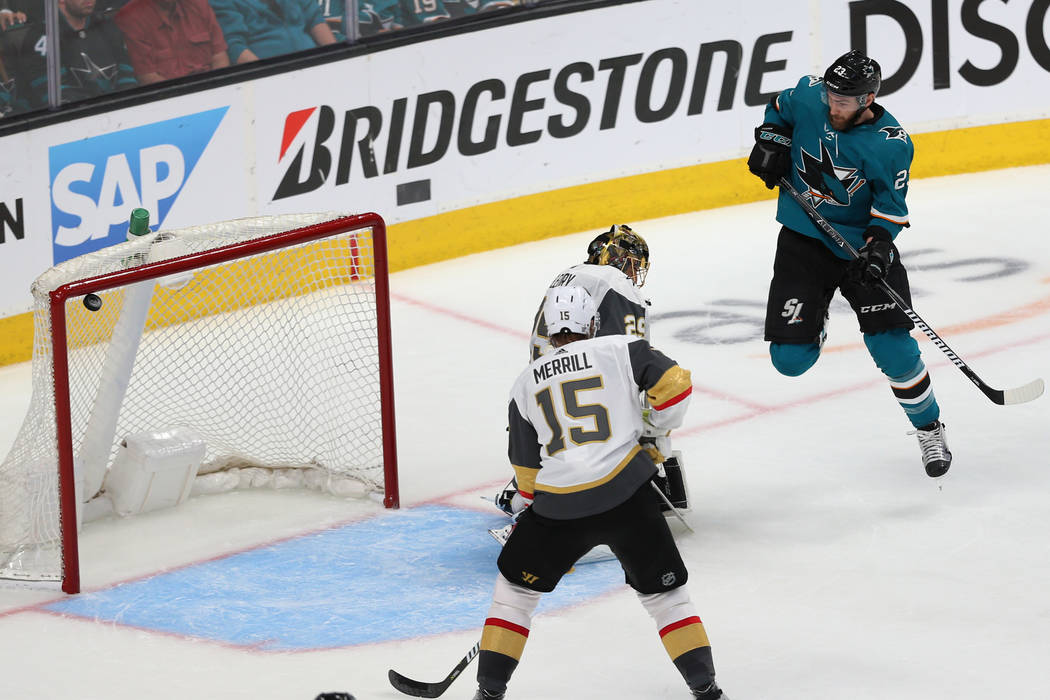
[388,669,447,698]
[388,641,480,698]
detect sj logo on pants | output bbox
[782,298,804,325]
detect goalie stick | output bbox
[388,641,480,698]
[649,481,694,534]
[779,177,1044,406]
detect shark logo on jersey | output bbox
[880,125,909,142]
[796,140,866,207]
[807,75,823,88]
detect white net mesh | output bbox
[0,213,391,583]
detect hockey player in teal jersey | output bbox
[747,50,952,477]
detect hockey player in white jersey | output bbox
[529,224,650,360]
[470,286,726,700]
[494,224,688,527]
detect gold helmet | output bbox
[592,224,650,286]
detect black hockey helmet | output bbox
[823,50,881,97]
[596,224,649,286]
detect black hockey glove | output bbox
[747,123,793,189]
[849,226,898,287]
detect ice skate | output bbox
[691,681,727,699]
[472,688,505,699]
[910,420,952,477]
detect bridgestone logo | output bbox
[273,34,796,200]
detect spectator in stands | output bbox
[357,1,400,36]
[0,6,26,30]
[443,0,474,18]
[0,57,12,117]
[315,0,345,40]
[16,0,137,109]
[0,2,28,117]
[209,0,337,64]
[477,0,517,10]
[443,0,517,20]
[114,0,228,84]
[358,0,452,37]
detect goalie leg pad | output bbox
[654,451,690,513]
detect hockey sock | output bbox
[638,587,716,690]
[865,329,939,428]
[478,574,541,692]
[888,362,940,427]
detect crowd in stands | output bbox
[0,0,521,118]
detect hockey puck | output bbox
[83,293,103,311]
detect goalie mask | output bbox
[585,229,612,265]
[592,224,650,286]
[543,285,600,339]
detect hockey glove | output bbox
[747,123,793,189]
[494,477,529,516]
[849,225,897,287]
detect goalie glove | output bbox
[494,477,530,516]
[640,435,672,466]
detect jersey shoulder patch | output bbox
[879,125,909,142]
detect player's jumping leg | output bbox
[769,341,821,376]
[765,229,839,377]
[864,328,951,476]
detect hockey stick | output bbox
[778,177,1044,406]
[388,641,480,698]
[650,481,695,533]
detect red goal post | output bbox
[0,212,398,594]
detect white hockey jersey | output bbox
[530,263,649,360]
[508,335,692,519]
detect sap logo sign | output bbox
[49,107,228,263]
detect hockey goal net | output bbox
[0,212,398,593]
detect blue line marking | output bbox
[46,505,621,650]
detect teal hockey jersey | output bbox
[764,75,914,259]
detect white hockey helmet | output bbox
[543,285,599,339]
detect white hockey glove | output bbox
[494,477,530,517]
[489,487,530,549]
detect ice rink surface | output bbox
[1,166,1048,699]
